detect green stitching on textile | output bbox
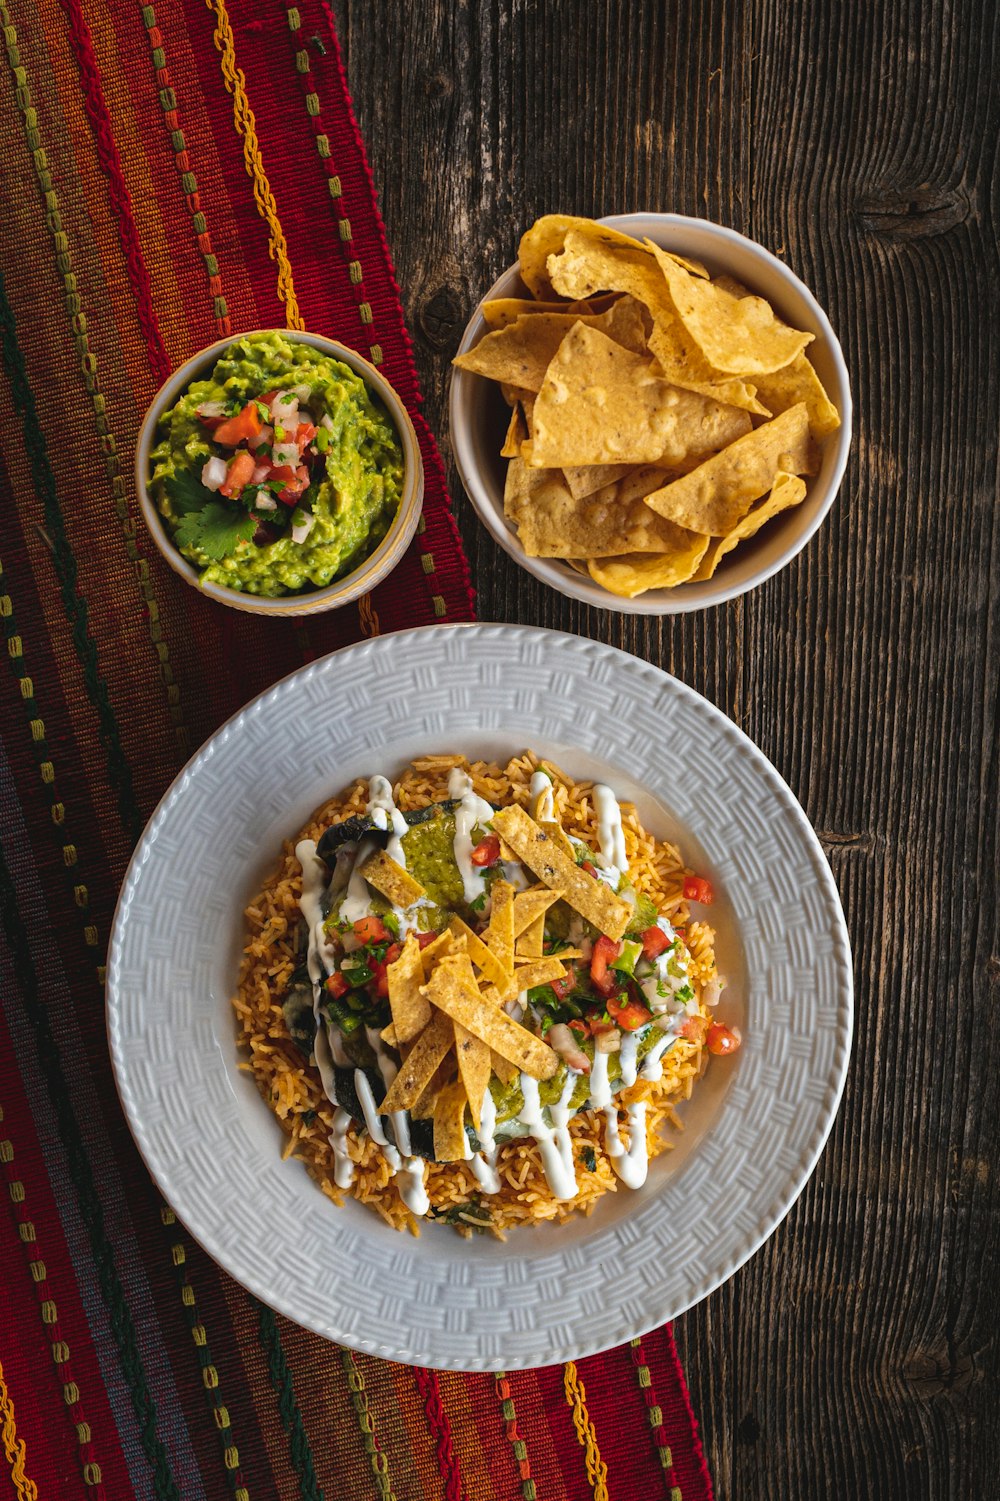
[158,1208,249,1500]
[340,1349,397,1501]
[252,1300,323,1501]
[0,839,181,1501]
[0,273,144,847]
[0,549,103,986]
[0,5,191,753]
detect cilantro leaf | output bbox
[164,468,215,516]
[174,501,256,561]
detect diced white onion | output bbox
[291,512,315,544]
[298,408,315,427]
[255,494,278,512]
[595,1028,621,1054]
[196,400,226,418]
[272,442,300,468]
[291,383,312,403]
[251,463,270,484]
[200,456,229,491]
[320,413,335,432]
[256,424,274,447]
[271,393,299,427]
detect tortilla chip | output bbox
[453,299,648,394]
[453,1021,491,1132]
[490,805,632,940]
[448,917,513,991]
[432,1078,470,1161]
[645,240,813,376]
[529,324,751,469]
[414,1060,454,1120]
[421,954,559,1080]
[643,404,813,534]
[358,849,426,909]
[692,471,807,580]
[483,880,514,973]
[538,819,576,861]
[546,230,768,412]
[517,913,545,958]
[386,933,432,1045]
[501,402,527,458]
[512,887,564,937]
[561,463,633,500]
[490,1050,517,1086]
[499,381,528,406]
[378,1010,454,1114]
[752,354,841,440]
[519,214,646,297]
[511,957,568,992]
[588,533,712,596]
[482,297,580,329]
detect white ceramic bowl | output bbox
[135,330,424,617]
[450,213,852,615]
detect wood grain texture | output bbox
[332,2,1000,1495]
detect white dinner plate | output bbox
[107,623,852,1370]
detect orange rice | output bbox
[233,752,717,1236]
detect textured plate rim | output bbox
[106,623,853,1369]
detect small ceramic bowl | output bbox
[449,213,852,615]
[135,329,424,617]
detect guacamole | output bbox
[149,332,404,596]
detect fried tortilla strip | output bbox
[512,887,564,937]
[518,913,545,958]
[419,929,456,968]
[490,1050,517,1086]
[491,805,632,940]
[510,957,568,992]
[385,933,431,1045]
[359,849,426,909]
[413,1059,454,1120]
[539,819,576,860]
[483,880,515,973]
[501,402,528,458]
[422,955,559,1080]
[453,1021,492,1132]
[378,1010,454,1114]
[453,300,648,393]
[433,1078,472,1161]
[449,916,514,992]
[643,404,813,535]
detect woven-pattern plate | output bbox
[107,624,852,1370]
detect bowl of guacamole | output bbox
[136,330,424,615]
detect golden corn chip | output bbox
[519,214,645,297]
[483,880,515,974]
[413,1059,454,1120]
[433,1078,471,1161]
[490,1050,517,1086]
[386,933,431,1046]
[692,471,807,581]
[517,913,545,958]
[453,1021,492,1132]
[529,325,751,469]
[643,404,813,534]
[448,916,513,992]
[752,354,841,440]
[482,296,581,329]
[490,805,632,940]
[501,403,527,459]
[358,849,426,908]
[378,1010,454,1114]
[561,463,633,500]
[588,532,712,597]
[512,887,564,936]
[645,241,814,376]
[511,956,568,992]
[499,381,528,406]
[453,300,648,395]
[421,954,559,1080]
[538,819,576,861]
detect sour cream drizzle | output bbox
[448,767,495,904]
[331,1108,356,1188]
[469,1087,501,1194]
[593,784,628,873]
[366,774,408,865]
[589,1047,650,1188]
[529,769,555,823]
[339,834,380,924]
[295,839,348,1074]
[516,1073,578,1200]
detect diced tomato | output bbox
[277,463,310,505]
[470,834,501,867]
[706,1022,741,1056]
[219,450,257,497]
[568,1018,589,1036]
[325,972,348,999]
[640,925,671,960]
[589,934,621,995]
[678,1014,710,1043]
[607,994,652,1031]
[551,971,576,1001]
[683,875,714,905]
[581,860,599,878]
[295,421,318,449]
[588,1015,618,1037]
[353,915,389,945]
[212,401,264,447]
[198,412,225,432]
[416,931,439,950]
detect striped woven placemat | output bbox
[0,1,714,1496]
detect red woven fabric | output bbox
[0,1,714,1497]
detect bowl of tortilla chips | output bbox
[449,213,851,613]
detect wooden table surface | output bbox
[333,3,1000,1497]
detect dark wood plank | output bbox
[333,2,1000,1496]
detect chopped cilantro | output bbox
[580,1146,597,1173]
[173,502,256,561]
[164,468,214,516]
[302,1109,316,1125]
[470,891,487,914]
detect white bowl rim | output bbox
[449,211,853,615]
[135,328,425,618]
